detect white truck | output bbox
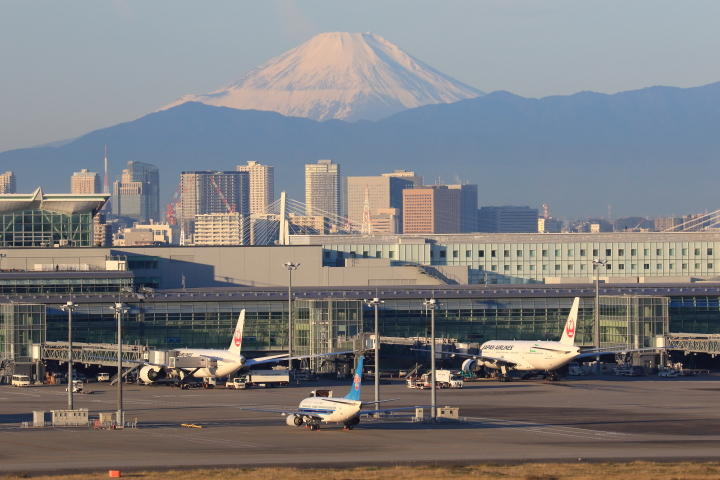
[226,370,290,389]
[407,370,464,389]
[11,374,31,387]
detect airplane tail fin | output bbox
[560,297,580,346]
[344,355,364,401]
[228,310,245,355]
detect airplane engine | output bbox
[286,414,304,427]
[139,365,166,384]
[461,358,478,373]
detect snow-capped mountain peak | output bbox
[163,32,483,121]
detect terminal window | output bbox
[453,250,458,258]
[491,250,496,257]
[618,249,624,256]
[478,250,484,257]
[618,264,624,270]
[644,264,650,270]
[516,250,522,257]
[516,265,522,271]
[709,263,714,269]
[465,250,471,258]
[580,249,586,256]
[656,264,662,270]
[504,265,509,271]
[504,250,510,257]
[695,263,700,269]
[491,265,497,271]
[592,249,598,256]
[695,248,701,255]
[669,248,675,255]
[682,248,688,255]
[567,249,573,256]
[682,263,687,270]
[529,250,535,257]
[708,248,714,255]
[554,249,560,257]
[631,249,637,256]
[567,264,573,271]
[542,250,548,257]
[605,249,611,256]
[644,249,649,255]
[656,249,662,256]
[554,264,560,271]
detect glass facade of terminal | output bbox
[3,291,719,363]
[0,210,95,247]
[0,303,45,362]
[0,274,132,295]
[321,237,720,284]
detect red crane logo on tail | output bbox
[566,318,576,338]
[234,329,242,348]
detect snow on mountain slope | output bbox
[163,32,483,121]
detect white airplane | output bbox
[244,356,420,431]
[442,297,658,380]
[138,310,344,384]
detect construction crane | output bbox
[164,182,182,225]
[209,175,235,213]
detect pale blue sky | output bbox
[1,0,719,152]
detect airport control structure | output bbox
[1,192,720,380]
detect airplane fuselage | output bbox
[297,397,361,423]
[479,340,581,371]
[173,348,245,378]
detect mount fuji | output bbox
[162,32,483,121]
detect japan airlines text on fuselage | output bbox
[477,340,580,371]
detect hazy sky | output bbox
[1,0,719,152]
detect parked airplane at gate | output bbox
[428,297,650,380]
[243,356,420,431]
[138,310,345,384]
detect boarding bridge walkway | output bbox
[38,341,152,367]
[665,333,720,356]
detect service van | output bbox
[11,374,31,387]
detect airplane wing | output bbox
[412,348,517,368]
[244,350,354,367]
[240,406,321,419]
[576,346,661,358]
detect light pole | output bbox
[364,297,383,408]
[284,262,300,374]
[60,300,78,410]
[592,258,608,372]
[110,301,129,426]
[423,298,437,421]
[592,258,608,349]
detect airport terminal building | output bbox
[0,192,719,372]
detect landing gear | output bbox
[308,423,319,431]
[343,416,360,431]
[545,372,560,382]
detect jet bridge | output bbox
[664,333,720,356]
[36,341,153,367]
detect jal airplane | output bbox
[244,356,419,431]
[138,310,345,384]
[430,297,590,380]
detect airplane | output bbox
[421,297,649,381]
[138,310,346,385]
[243,355,421,431]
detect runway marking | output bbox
[464,416,629,440]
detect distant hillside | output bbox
[2,82,720,218]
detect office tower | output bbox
[305,159,340,216]
[402,186,460,234]
[71,169,100,194]
[192,213,246,246]
[179,171,250,224]
[0,171,16,194]
[112,161,160,223]
[538,217,563,233]
[381,170,423,187]
[448,184,479,232]
[236,161,274,215]
[654,216,683,232]
[346,174,414,232]
[477,206,538,233]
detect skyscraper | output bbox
[402,186,460,234]
[179,171,250,224]
[346,174,414,232]
[448,184,479,232]
[381,170,423,187]
[0,171,16,194]
[236,161,274,215]
[305,159,340,216]
[477,206,538,233]
[71,169,100,194]
[112,161,160,223]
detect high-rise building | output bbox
[112,161,160,223]
[71,169,100,194]
[236,161,274,215]
[477,206,538,233]
[179,171,250,226]
[0,171,16,194]
[346,174,414,231]
[193,212,245,246]
[448,184,478,232]
[402,186,460,234]
[381,170,423,187]
[305,160,340,216]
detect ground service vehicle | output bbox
[97,373,110,382]
[227,370,290,389]
[434,369,464,388]
[11,374,30,387]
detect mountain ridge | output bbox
[3,81,720,218]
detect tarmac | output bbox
[1,374,720,473]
